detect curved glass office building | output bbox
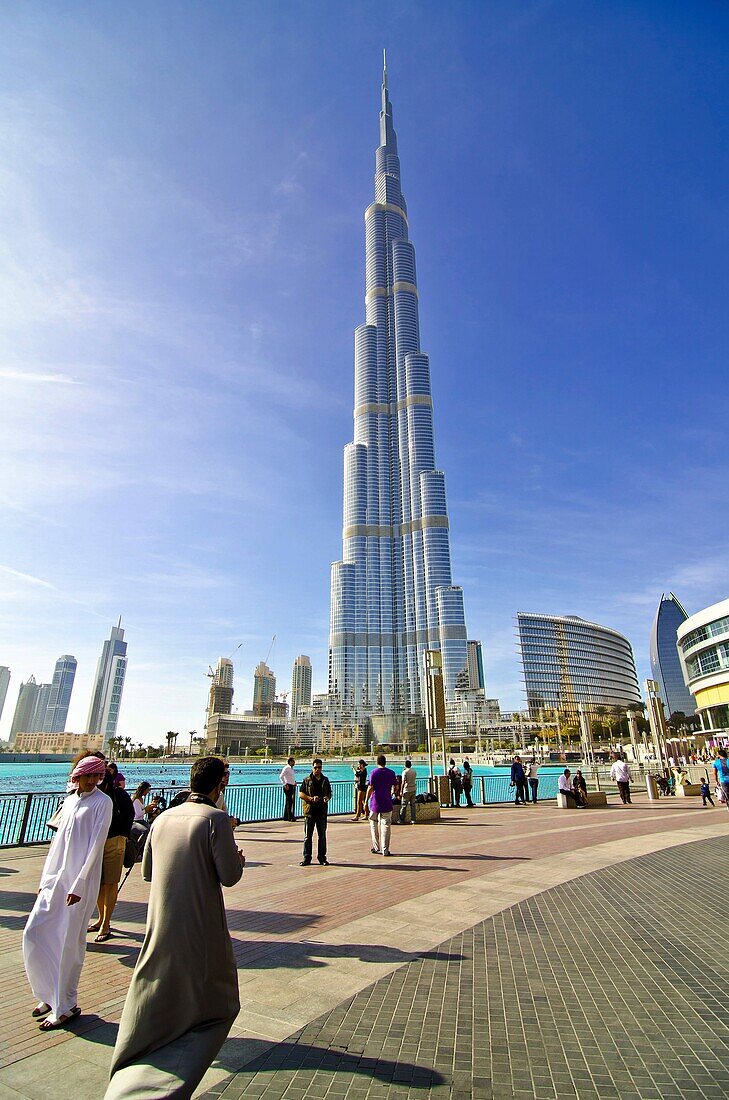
[677,598,729,732]
[517,613,641,718]
[329,61,469,716]
[649,593,695,718]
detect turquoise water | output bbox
[0,760,564,794]
[0,761,565,847]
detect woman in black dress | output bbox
[353,759,369,820]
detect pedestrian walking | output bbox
[610,755,632,804]
[299,759,332,865]
[399,759,418,824]
[448,759,463,807]
[510,755,528,805]
[712,749,729,811]
[280,756,297,821]
[462,758,474,807]
[367,755,397,856]
[105,756,245,1100]
[215,760,242,828]
[353,759,369,820]
[23,754,112,1030]
[88,763,135,943]
[527,757,540,804]
[700,776,715,807]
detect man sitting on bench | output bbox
[558,768,585,808]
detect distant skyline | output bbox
[1,3,727,743]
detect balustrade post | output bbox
[18,793,33,846]
[479,776,486,805]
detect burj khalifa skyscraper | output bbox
[329,57,470,720]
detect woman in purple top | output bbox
[366,755,397,857]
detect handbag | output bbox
[46,801,65,832]
[123,835,140,869]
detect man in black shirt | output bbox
[299,759,332,866]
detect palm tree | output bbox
[188,730,197,757]
[165,730,176,756]
[107,735,121,760]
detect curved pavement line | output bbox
[192,817,729,1096]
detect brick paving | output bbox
[0,794,727,1097]
[204,836,729,1100]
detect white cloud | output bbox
[0,368,78,384]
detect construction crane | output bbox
[263,634,276,667]
[206,642,244,679]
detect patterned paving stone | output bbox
[204,837,729,1100]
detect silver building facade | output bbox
[329,61,469,718]
[42,654,77,733]
[649,593,695,718]
[86,620,127,742]
[517,613,641,718]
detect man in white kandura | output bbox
[23,754,112,1030]
[105,755,245,1100]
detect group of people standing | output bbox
[509,755,541,804]
[24,752,245,1098]
[447,758,474,806]
[279,754,420,866]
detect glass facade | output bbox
[86,622,127,740]
[42,655,77,733]
[649,593,696,717]
[678,601,729,732]
[517,613,641,718]
[329,63,469,716]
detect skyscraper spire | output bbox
[329,62,469,719]
[379,51,397,153]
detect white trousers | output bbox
[369,811,392,853]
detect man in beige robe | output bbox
[105,756,244,1099]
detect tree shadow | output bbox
[234,940,465,970]
[323,861,462,872]
[417,852,529,863]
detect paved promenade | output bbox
[1,793,727,1099]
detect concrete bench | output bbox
[676,783,702,798]
[391,800,441,824]
[556,791,608,809]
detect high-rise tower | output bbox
[649,593,696,719]
[0,666,10,724]
[291,655,313,719]
[9,676,40,745]
[208,657,234,718]
[42,655,77,733]
[86,620,127,743]
[329,58,469,717]
[253,662,276,717]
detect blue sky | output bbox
[0,1,726,744]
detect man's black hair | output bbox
[377,754,386,766]
[405,759,412,767]
[190,756,226,794]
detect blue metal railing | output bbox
[1,771,567,848]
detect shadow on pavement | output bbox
[235,940,465,969]
[215,1036,447,1087]
[227,910,323,934]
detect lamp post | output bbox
[424,650,447,786]
[644,679,669,771]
